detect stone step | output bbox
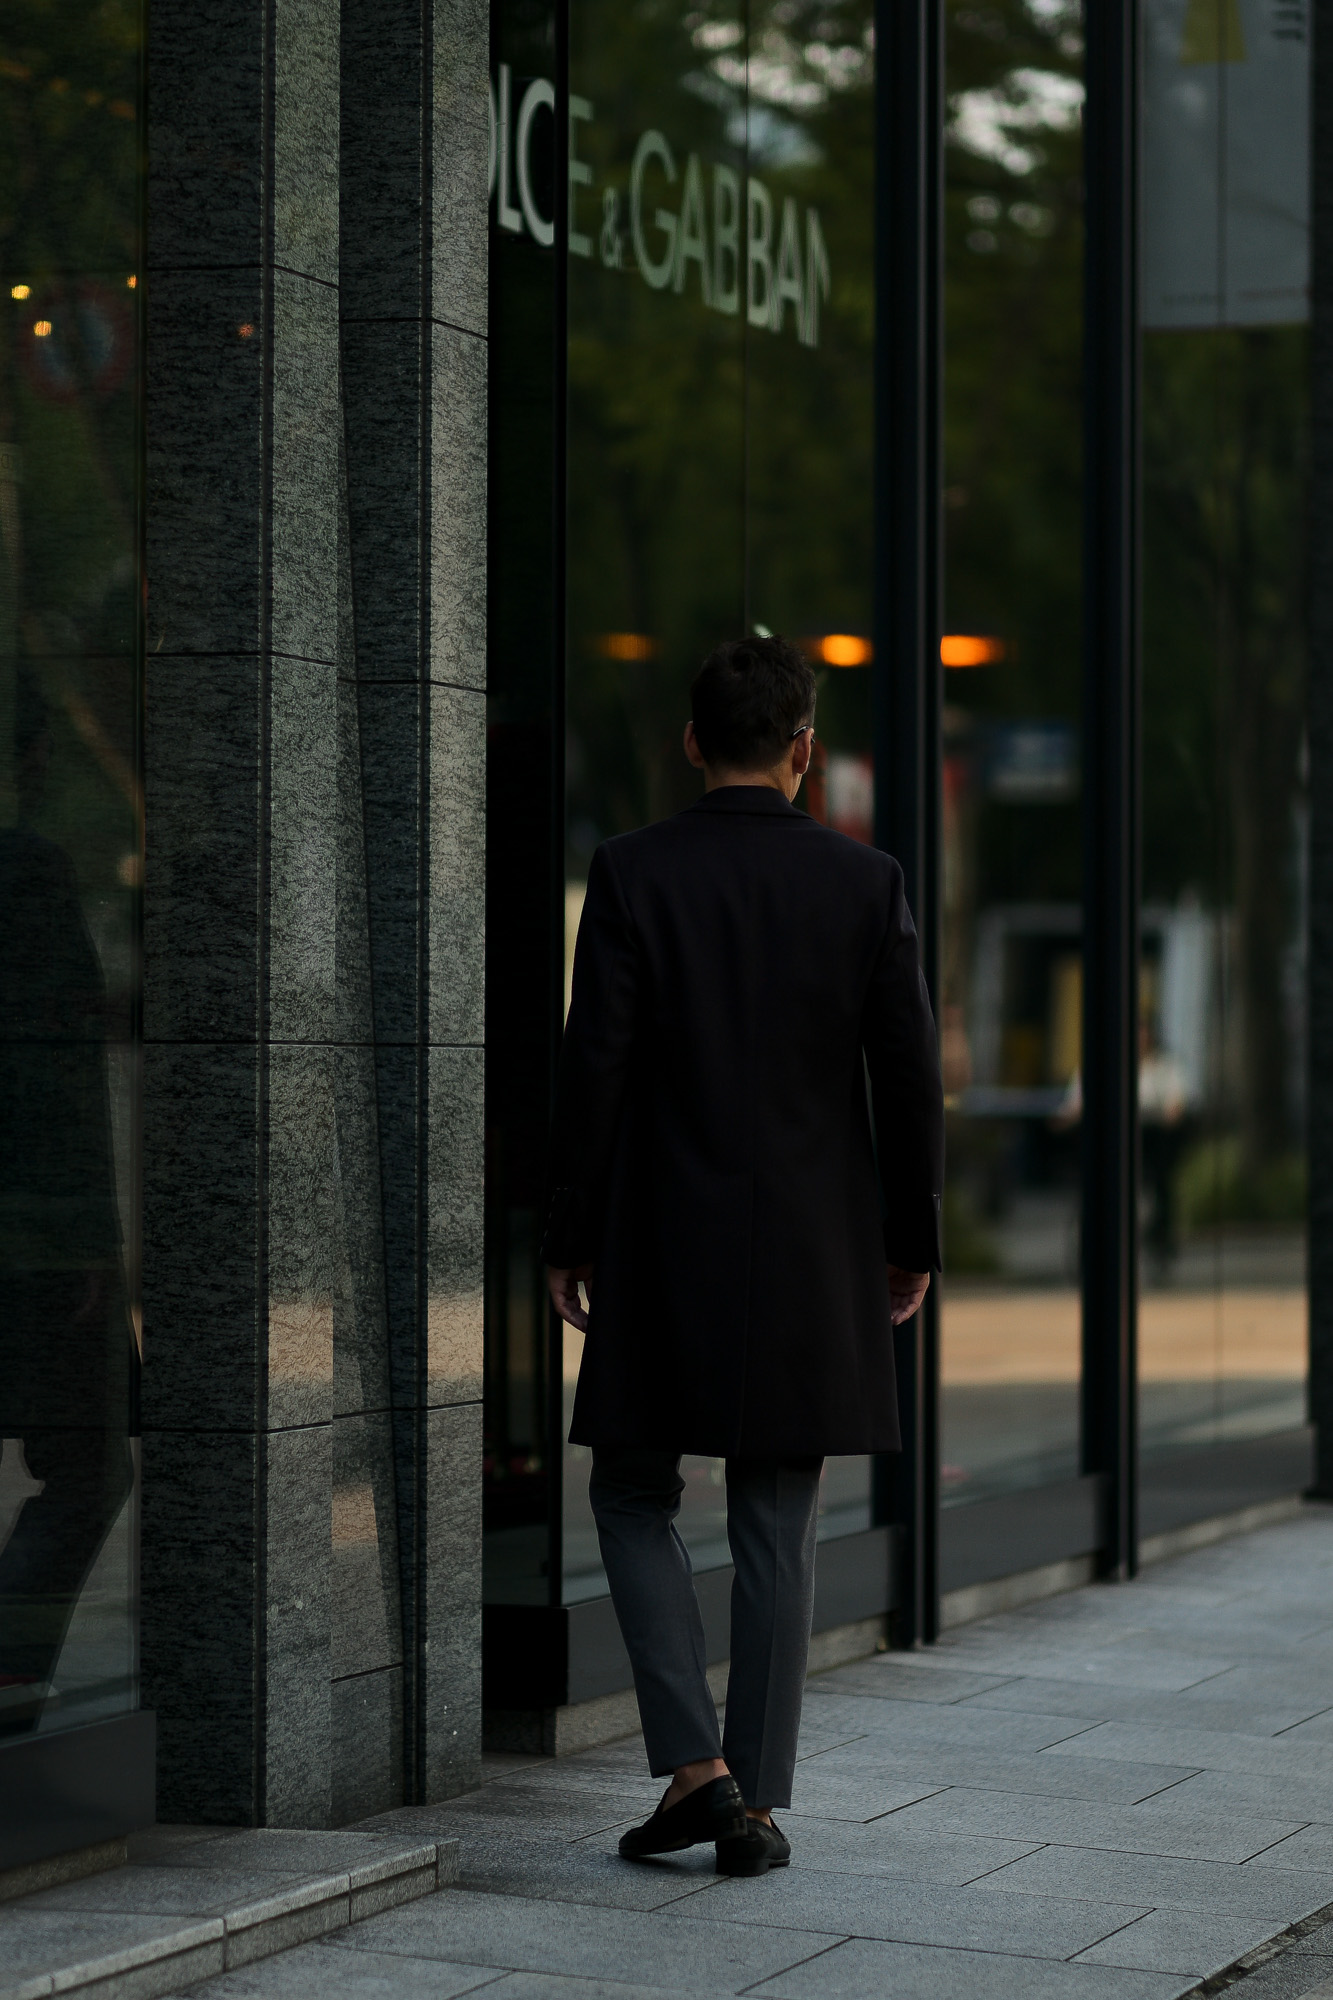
[0,1826,460,2000]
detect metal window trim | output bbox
[1081,0,1142,1579]
[872,0,945,1647]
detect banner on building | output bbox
[1141,0,1309,327]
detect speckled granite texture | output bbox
[141,0,484,1828]
[156,1511,1333,2000]
[0,1826,458,2000]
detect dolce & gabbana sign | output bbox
[490,65,832,349]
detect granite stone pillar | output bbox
[141,0,485,1821]
[339,0,487,1807]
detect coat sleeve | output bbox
[862,858,945,1272]
[539,842,641,1268]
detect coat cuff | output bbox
[540,1185,596,1268]
[883,1193,942,1273]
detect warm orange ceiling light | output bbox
[941,634,1005,667]
[597,632,658,661]
[818,634,873,667]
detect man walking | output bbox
[542,636,944,1876]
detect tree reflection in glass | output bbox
[0,0,142,1733]
[938,0,1086,1507]
[561,0,879,1596]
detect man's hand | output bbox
[886,1265,930,1326]
[548,1264,594,1332]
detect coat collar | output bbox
[684,785,806,819]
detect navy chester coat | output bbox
[540,786,945,1458]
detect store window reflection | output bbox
[1139,0,1309,1477]
[558,0,878,1600]
[740,0,877,1573]
[939,0,1085,1505]
[0,1,142,1733]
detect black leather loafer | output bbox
[618,1774,748,1858]
[716,1816,792,1876]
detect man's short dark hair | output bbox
[690,636,816,770]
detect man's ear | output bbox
[792,729,814,778]
[684,720,707,771]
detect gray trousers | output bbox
[588,1449,823,1809]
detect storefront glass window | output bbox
[560,0,879,1602]
[939,0,1086,1506]
[1138,0,1309,1490]
[0,0,143,1737]
[483,0,879,1607]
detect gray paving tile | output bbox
[453,1829,716,1908]
[1101,1603,1244,1636]
[852,1704,1096,1752]
[1148,1768,1333,1821]
[1272,1712,1333,1744]
[918,1643,1236,1692]
[168,1944,505,1998]
[328,1889,840,1987]
[791,1741,1198,1806]
[983,1843,1333,1920]
[678,1867,1149,1958]
[788,1701,874,1751]
[486,1761,661,1805]
[481,1751,551,1779]
[888,1784,1303,1861]
[806,1662,1023,1705]
[138,1831,420,1876]
[792,1720,874,1758]
[783,1773,951,1823]
[0,1905,223,1983]
[1110,1580,1247,1605]
[749,1935,1196,2000]
[18,1865,338,1919]
[863,1642,1035,1670]
[128,1827,232,1864]
[952,1677,1327,1736]
[1168,1666,1333,1709]
[1252,1827,1333,1872]
[945,1680,1164,1723]
[1050,1721,1333,1779]
[1149,1698,1330,1736]
[549,1745,657,1781]
[1077,1592,1325,1626]
[1072,1906,1285,1977]
[745,1818,1040,1886]
[1167,1629,1333,1664]
[1152,1610,1333,1644]
[371,1787,646,1843]
[474,1983,738,2000]
[228,1512,1333,2000]
[785,1693,1100,1754]
[1074,1646,1264,1685]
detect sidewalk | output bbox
[177,1503,1333,2000]
[0,1830,458,2000]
